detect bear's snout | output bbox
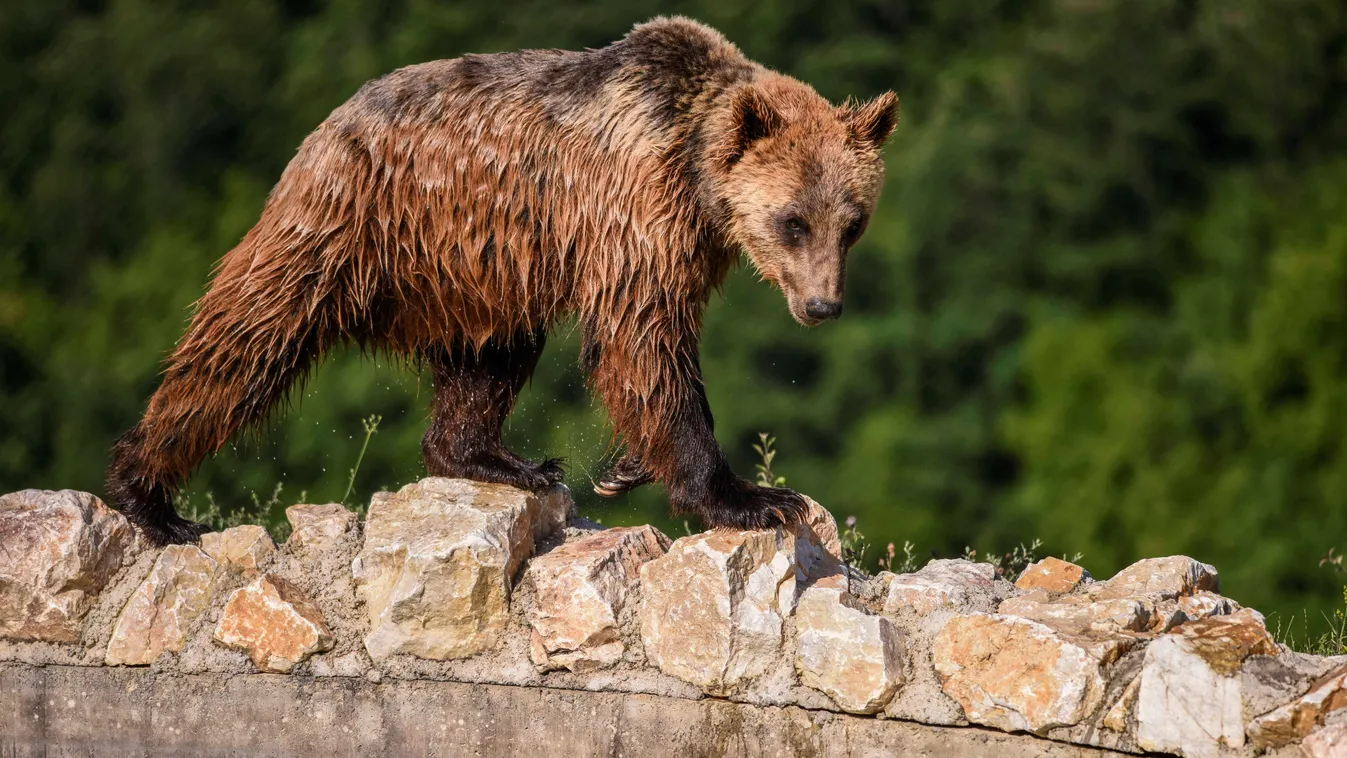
[804,298,843,321]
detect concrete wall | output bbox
[1,663,1126,758]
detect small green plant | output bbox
[752,432,786,488]
[878,540,919,574]
[1273,549,1347,656]
[841,515,869,570]
[962,539,1046,580]
[342,414,383,506]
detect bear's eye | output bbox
[842,216,867,246]
[783,216,807,234]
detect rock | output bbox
[200,525,275,575]
[1135,610,1277,757]
[1149,590,1241,632]
[0,489,134,643]
[1102,676,1140,732]
[352,478,572,661]
[1015,556,1091,595]
[795,574,905,714]
[1093,555,1219,601]
[213,574,333,673]
[285,504,356,553]
[932,613,1130,733]
[527,525,670,672]
[105,545,219,666]
[800,496,842,559]
[997,592,1149,634]
[1248,661,1347,749]
[1303,723,1347,758]
[638,528,799,695]
[880,559,997,616]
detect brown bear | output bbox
[107,16,899,545]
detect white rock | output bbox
[795,574,905,713]
[1135,611,1278,757]
[639,528,799,695]
[0,490,134,642]
[880,559,997,616]
[352,478,571,661]
[105,545,219,665]
[527,525,670,672]
[285,503,356,554]
[1302,723,1347,758]
[200,525,275,575]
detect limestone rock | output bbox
[1103,676,1140,732]
[1093,555,1219,601]
[795,574,905,714]
[1248,661,1347,749]
[880,559,997,616]
[1303,723,1347,758]
[0,489,134,643]
[1015,556,1091,594]
[214,574,333,673]
[200,525,275,575]
[352,478,572,661]
[527,525,670,672]
[997,592,1149,634]
[1149,590,1241,632]
[1135,610,1277,757]
[105,545,219,666]
[285,503,356,554]
[932,613,1128,733]
[639,528,799,695]
[800,496,842,559]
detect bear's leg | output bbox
[587,325,808,529]
[108,268,337,545]
[421,327,565,489]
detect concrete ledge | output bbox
[1,663,1125,757]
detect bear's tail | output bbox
[107,231,347,545]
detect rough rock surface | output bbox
[933,612,1126,733]
[3,481,1345,758]
[1302,723,1347,758]
[527,525,670,672]
[639,528,798,695]
[0,489,134,643]
[880,559,997,616]
[352,478,571,661]
[1016,556,1092,594]
[105,545,218,666]
[1135,610,1279,758]
[795,574,905,713]
[286,503,356,554]
[200,525,274,575]
[1248,661,1347,749]
[214,573,333,673]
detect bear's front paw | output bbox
[700,479,809,531]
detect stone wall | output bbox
[1,481,1344,757]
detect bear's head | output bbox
[707,76,898,326]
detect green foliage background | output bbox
[3,0,1346,631]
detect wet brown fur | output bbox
[107,17,899,545]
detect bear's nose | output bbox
[804,298,843,321]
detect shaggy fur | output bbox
[107,17,899,545]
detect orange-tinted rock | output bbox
[1015,556,1091,595]
[527,525,669,672]
[932,613,1125,733]
[0,490,134,643]
[998,592,1149,635]
[106,545,219,665]
[213,574,333,673]
[1093,555,1219,601]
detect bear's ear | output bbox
[842,91,899,150]
[721,86,785,167]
